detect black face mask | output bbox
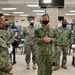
[42,20,49,25]
[30,23,34,26]
[5,25,9,28]
[62,24,67,27]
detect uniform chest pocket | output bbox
[63,30,69,37]
[39,30,46,37]
[48,31,54,37]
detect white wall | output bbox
[65,16,75,23]
[5,16,15,22]
[5,16,75,27]
[15,16,29,27]
[58,16,75,27]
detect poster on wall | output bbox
[16,20,19,23]
[21,19,25,22]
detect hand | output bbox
[7,44,10,48]
[69,44,72,48]
[6,64,13,74]
[8,73,13,75]
[14,37,18,41]
[43,35,52,43]
[43,36,47,43]
[46,37,52,43]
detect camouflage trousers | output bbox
[0,71,7,75]
[54,46,68,66]
[25,44,36,64]
[37,55,53,75]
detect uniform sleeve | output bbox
[54,28,59,45]
[69,30,73,45]
[33,29,44,45]
[50,29,56,43]
[0,56,10,72]
[23,28,26,37]
[7,30,14,44]
[0,38,6,47]
[0,31,6,47]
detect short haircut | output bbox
[0,13,4,17]
[5,19,9,21]
[62,19,67,24]
[0,13,4,22]
[42,14,49,19]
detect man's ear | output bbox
[0,23,3,27]
[48,18,50,20]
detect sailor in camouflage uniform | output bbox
[5,19,14,47]
[23,20,37,70]
[0,13,13,75]
[54,20,73,71]
[5,19,14,64]
[34,14,56,75]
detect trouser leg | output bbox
[62,47,68,65]
[25,45,31,64]
[32,45,36,64]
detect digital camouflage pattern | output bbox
[0,30,11,75]
[34,26,55,75]
[6,28,14,44]
[55,26,73,65]
[23,26,36,45]
[23,26,36,64]
[55,26,73,46]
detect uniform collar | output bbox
[60,26,68,30]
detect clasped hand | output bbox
[43,35,52,43]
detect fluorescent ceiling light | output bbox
[36,13,45,15]
[2,8,17,10]
[4,14,10,15]
[65,13,75,16]
[70,10,75,12]
[20,14,29,16]
[27,5,39,7]
[33,10,45,12]
[13,12,24,14]
[43,0,52,3]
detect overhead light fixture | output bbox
[33,10,45,12]
[20,14,29,16]
[13,12,24,14]
[36,13,45,15]
[65,13,75,16]
[2,8,17,10]
[27,5,39,7]
[4,14,10,15]
[70,10,75,12]
[43,0,52,3]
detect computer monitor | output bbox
[58,16,64,21]
[39,0,64,8]
[27,16,34,21]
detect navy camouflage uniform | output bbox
[34,26,56,75]
[0,30,11,75]
[23,26,36,64]
[55,26,73,66]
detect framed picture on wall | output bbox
[21,19,25,22]
[16,19,19,23]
